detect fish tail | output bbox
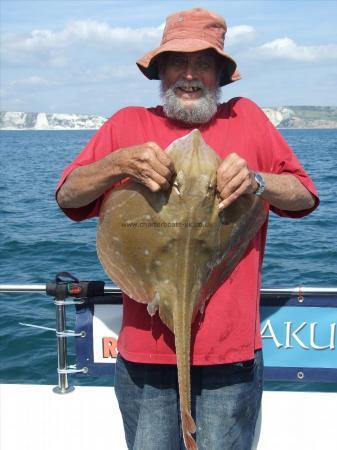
[174,319,197,449]
[182,410,197,449]
[183,411,198,450]
[183,409,197,434]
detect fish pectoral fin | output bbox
[147,292,160,316]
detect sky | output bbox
[1,0,337,117]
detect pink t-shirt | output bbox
[56,97,319,365]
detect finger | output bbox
[220,152,242,172]
[218,174,243,201]
[144,142,175,178]
[217,158,250,194]
[216,157,240,189]
[150,157,174,181]
[218,170,249,201]
[142,167,171,191]
[218,188,244,211]
[218,179,250,210]
[152,145,175,174]
[147,141,163,152]
[146,179,163,192]
[132,176,163,192]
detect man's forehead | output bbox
[165,49,217,60]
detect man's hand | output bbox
[57,141,174,209]
[117,142,175,192]
[217,153,257,210]
[216,152,316,212]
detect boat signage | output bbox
[75,293,337,382]
[260,293,337,381]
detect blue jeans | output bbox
[114,350,263,450]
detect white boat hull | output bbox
[1,383,336,450]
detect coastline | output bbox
[1,107,337,130]
[2,127,337,131]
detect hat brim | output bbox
[137,38,240,87]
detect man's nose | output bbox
[182,62,197,80]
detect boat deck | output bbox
[1,384,336,450]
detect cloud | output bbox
[226,25,256,47]
[254,37,337,62]
[10,76,50,87]
[2,20,164,67]
[3,20,258,68]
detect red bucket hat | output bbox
[137,8,240,87]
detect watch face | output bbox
[255,173,263,185]
[254,172,265,195]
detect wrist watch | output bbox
[253,172,266,196]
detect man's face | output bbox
[159,50,222,124]
[162,50,219,98]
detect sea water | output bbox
[0,129,336,389]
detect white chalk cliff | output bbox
[0,112,106,130]
[261,106,337,128]
[1,107,336,130]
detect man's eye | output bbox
[197,60,211,70]
[168,56,185,66]
[172,58,185,67]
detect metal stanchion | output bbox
[0,278,115,394]
[53,298,74,394]
[46,272,105,394]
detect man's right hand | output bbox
[57,141,174,209]
[116,142,175,192]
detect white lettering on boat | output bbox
[261,320,336,350]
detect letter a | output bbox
[261,320,283,348]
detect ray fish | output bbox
[97,129,267,450]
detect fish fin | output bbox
[182,410,197,450]
[147,292,160,316]
[183,410,196,433]
[183,433,197,450]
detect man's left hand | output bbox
[217,153,257,210]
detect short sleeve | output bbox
[55,117,118,221]
[262,119,319,218]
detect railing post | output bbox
[53,299,74,394]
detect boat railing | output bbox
[1,281,337,394]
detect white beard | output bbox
[160,79,221,125]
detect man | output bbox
[56,8,319,450]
